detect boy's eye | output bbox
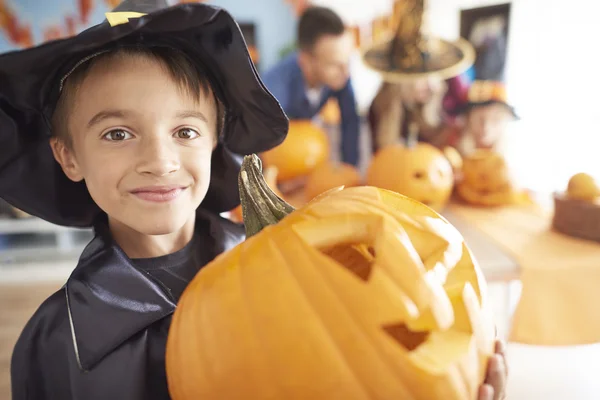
[103,129,132,141]
[175,128,200,140]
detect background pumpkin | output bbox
[366,141,454,211]
[566,172,600,201]
[260,120,330,182]
[457,149,522,206]
[461,150,512,192]
[304,161,362,202]
[166,155,495,400]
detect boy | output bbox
[0,1,506,399]
[2,1,287,399]
[457,80,519,156]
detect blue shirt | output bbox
[262,52,361,166]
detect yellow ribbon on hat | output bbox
[105,12,147,27]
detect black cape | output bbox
[10,208,245,400]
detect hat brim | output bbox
[362,36,475,83]
[0,4,289,227]
[457,100,520,120]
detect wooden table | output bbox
[448,202,600,346]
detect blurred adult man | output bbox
[262,6,360,167]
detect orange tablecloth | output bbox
[447,203,600,346]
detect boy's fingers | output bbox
[495,339,506,355]
[494,339,508,376]
[485,354,507,400]
[478,384,494,400]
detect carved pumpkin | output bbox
[304,161,362,202]
[166,155,495,400]
[261,120,330,182]
[366,142,454,211]
[457,149,522,206]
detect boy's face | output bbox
[52,55,217,236]
[467,103,513,148]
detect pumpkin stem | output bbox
[238,154,296,238]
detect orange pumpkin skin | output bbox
[458,150,520,206]
[261,120,330,182]
[366,143,454,211]
[567,172,600,201]
[304,162,362,202]
[166,187,495,400]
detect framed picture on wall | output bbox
[460,3,511,82]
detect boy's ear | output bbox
[49,138,84,182]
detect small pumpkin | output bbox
[261,120,330,182]
[457,149,523,206]
[304,161,362,202]
[366,131,454,211]
[166,155,495,400]
[567,172,600,201]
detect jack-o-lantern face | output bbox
[366,143,454,210]
[458,150,516,206]
[166,160,495,400]
[462,150,511,192]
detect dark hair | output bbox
[52,46,224,146]
[297,6,346,51]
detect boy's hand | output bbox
[478,340,508,400]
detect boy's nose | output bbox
[136,136,180,176]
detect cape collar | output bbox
[65,209,244,371]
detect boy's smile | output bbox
[51,51,219,257]
[129,184,189,203]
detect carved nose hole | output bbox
[383,323,430,351]
[321,244,376,281]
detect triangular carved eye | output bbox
[320,244,376,281]
[383,323,430,351]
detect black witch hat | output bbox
[0,0,289,227]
